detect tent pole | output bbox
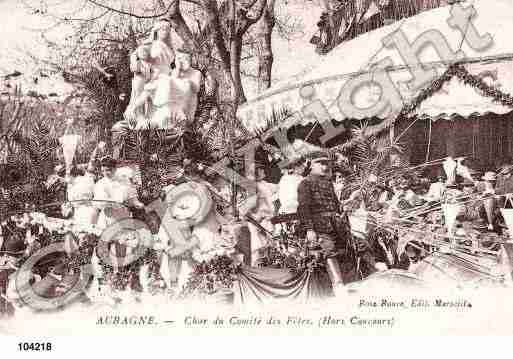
[426,118,432,163]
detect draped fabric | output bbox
[234,265,334,304]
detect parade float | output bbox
[3,1,513,317]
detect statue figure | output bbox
[165,48,202,125]
[149,19,177,75]
[112,19,201,138]
[124,42,154,124]
[125,48,202,130]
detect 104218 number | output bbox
[18,342,52,351]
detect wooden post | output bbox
[388,121,396,165]
[445,120,457,158]
[425,119,432,163]
[389,121,395,143]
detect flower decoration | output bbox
[180,254,238,299]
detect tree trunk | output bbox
[230,39,246,104]
[255,5,275,93]
[166,0,197,52]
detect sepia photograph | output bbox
[1,0,513,345]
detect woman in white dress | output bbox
[65,167,97,228]
[93,157,131,230]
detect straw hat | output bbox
[499,165,513,175]
[99,156,117,169]
[482,171,497,181]
[307,151,330,163]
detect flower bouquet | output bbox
[179,253,238,303]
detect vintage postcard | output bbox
[1,0,513,351]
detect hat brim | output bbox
[311,157,330,163]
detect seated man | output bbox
[423,175,446,202]
[454,177,504,236]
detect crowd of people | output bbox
[2,140,513,316]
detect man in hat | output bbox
[454,178,481,227]
[297,151,369,288]
[31,261,69,300]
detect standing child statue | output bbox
[124,42,154,125]
[149,19,178,75]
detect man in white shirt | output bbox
[244,166,278,266]
[278,158,306,214]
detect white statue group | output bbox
[115,19,202,131]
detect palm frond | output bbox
[252,106,294,138]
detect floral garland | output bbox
[5,212,104,237]
[400,64,513,117]
[454,65,513,108]
[261,246,326,273]
[2,212,155,278]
